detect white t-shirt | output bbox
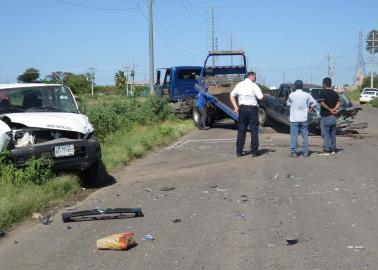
[230,78,263,106]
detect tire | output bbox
[258,107,269,126]
[206,116,214,127]
[192,106,200,128]
[83,159,107,187]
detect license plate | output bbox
[54,145,74,157]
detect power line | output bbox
[55,0,137,11]
[140,0,206,52]
[158,1,206,34]
[137,4,204,59]
[154,3,206,45]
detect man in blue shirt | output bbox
[286,80,317,157]
[196,84,210,130]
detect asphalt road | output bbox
[0,106,378,270]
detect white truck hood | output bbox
[1,112,94,134]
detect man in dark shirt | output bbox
[318,77,340,155]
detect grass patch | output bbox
[102,119,194,171]
[345,89,361,102]
[0,174,80,229]
[369,97,378,107]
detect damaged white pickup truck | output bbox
[0,83,101,183]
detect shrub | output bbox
[23,157,54,185]
[0,156,54,186]
[369,97,378,107]
[83,95,174,139]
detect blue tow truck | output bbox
[155,66,202,116]
[192,50,246,127]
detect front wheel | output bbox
[258,107,269,126]
[192,106,200,128]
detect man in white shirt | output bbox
[286,80,317,158]
[230,71,264,157]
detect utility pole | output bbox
[230,33,233,65]
[148,0,154,94]
[123,66,129,96]
[355,31,365,86]
[211,5,215,66]
[367,31,376,88]
[89,66,95,95]
[327,53,334,80]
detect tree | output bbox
[65,74,91,95]
[17,67,40,83]
[114,70,127,90]
[44,71,73,84]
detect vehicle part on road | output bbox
[159,185,175,191]
[143,234,155,241]
[97,231,136,250]
[286,239,299,246]
[40,214,51,225]
[62,207,144,222]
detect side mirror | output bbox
[155,70,161,85]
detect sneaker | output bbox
[317,150,330,156]
[303,152,309,158]
[203,126,210,130]
[330,149,336,155]
[289,152,298,158]
[236,152,243,157]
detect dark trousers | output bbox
[236,106,259,155]
[197,106,207,129]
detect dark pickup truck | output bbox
[258,83,368,134]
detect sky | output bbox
[0,0,377,88]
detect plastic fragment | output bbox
[143,234,155,241]
[97,232,135,250]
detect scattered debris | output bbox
[14,240,18,244]
[143,234,155,241]
[159,186,175,192]
[286,239,299,246]
[32,212,42,219]
[347,245,365,249]
[240,194,248,198]
[273,174,279,180]
[0,228,5,238]
[172,219,182,223]
[215,187,227,192]
[237,214,245,219]
[65,225,72,230]
[286,174,291,178]
[62,208,144,223]
[97,232,136,250]
[209,184,218,189]
[41,214,51,225]
[144,188,153,192]
[267,244,276,247]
